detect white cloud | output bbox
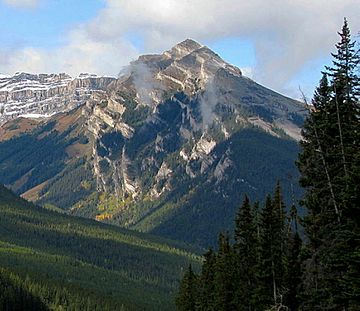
[0,27,138,76]
[3,0,39,8]
[1,0,359,94]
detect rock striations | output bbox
[0,72,115,124]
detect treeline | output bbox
[176,184,301,311]
[177,18,359,310]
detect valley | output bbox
[0,184,201,310]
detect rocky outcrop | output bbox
[150,162,173,198]
[0,72,115,124]
[69,39,306,199]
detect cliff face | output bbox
[0,72,115,124]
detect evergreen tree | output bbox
[214,233,237,311]
[0,269,48,311]
[325,18,360,220]
[256,185,288,310]
[284,231,302,311]
[255,195,277,309]
[176,265,199,311]
[176,187,295,311]
[298,18,360,310]
[198,248,216,311]
[272,182,288,292]
[234,195,259,311]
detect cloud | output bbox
[3,0,39,8]
[124,62,165,106]
[199,79,219,129]
[1,0,359,94]
[0,27,138,76]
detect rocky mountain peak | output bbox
[165,38,203,60]
[115,39,243,105]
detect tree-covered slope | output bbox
[0,267,49,311]
[0,185,201,310]
[142,128,301,247]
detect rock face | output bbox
[114,39,242,105]
[0,72,115,124]
[0,39,306,247]
[78,39,305,200]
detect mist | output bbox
[121,62,165,107]
[199,79,220,129]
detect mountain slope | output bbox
[0,39,306,247]
[0,184,201,310]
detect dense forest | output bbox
[0,184,201,310]
[177,19,360,311]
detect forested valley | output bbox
[0,183,201,310]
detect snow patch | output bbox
[18,112,56,119]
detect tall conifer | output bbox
[298,18,360,310]
[214,233,237,311]
[234,195,259,311]
[176,265,199,311]
[198,249,216,311]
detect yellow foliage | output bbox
[95,213,113,221]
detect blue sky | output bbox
[0,0,359,99]
[0,0,105,48]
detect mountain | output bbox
[0,184,201,310]
[0,72,115,124]
[0,39,306,247]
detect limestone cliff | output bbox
[0,72,115,124]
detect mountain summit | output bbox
[166,39,204,59]
[118,38,242,100]
[0,40,305,246]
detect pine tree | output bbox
[298,18,360,310]
[272,182,288,293]
[297,73,333,309]
[214,232,237,311]
[234,195,259,311]
[198,248,217,311]
[176,265,199,311]
[255,195,276,309]
[325,17,360,220]
[256,186,288,310]
[284,231,302,311]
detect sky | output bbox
[0,0,359,99]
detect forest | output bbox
[177,19,360,311]
[0,184,201,310]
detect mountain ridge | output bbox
[0,39,305,246]
[0,72,115,124]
